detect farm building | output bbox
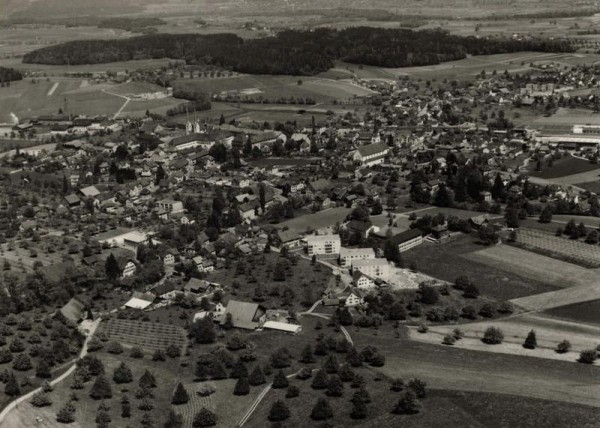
[221,300,266,330]
[263,321,302,334]
[59,298,86,324]
[125,292,156,310]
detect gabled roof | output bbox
[221,300,265,330]
[356,143,388,157]
[60,297,86,324]
[390,228,422,244]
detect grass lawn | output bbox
[575,181,600,193]
[401,235,557,301]
[544,299,600,327]
[272,207,352,235]
[529,155,599,179]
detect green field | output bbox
[529,155,599,179]
[274,207,352,235]
[174,75,376,102]
[544,299,600,326]
[402,234,557,300]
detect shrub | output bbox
[106,341,123,354]
[417,324,428,333]
[113,362,133,384]
[12,354,32,371]
[152,349,166,361]
[393,390,421,414]
[326,374,343,397]
[442,334,456,346]
[578,350,597,364]
[452,328,464,340]
[482,327,504,345]
[555,340,571,354]
[130,347,144,359]
[285,385,299,398]
[196,383,216,397]
[350,395,368,419]
[248,365,266,386]
[89,374,112,399]
[233,376,250,395]
[311,369,328,389]
[311,397,333,421]
[497,301,514,314]
[461,306,477,320]
[31,391,52,407]
[408,378,427,398]
[479,303,496,318]
[390,378,404,392]
[166,344,181,358]
[172,382,190,404]
[269,400,291,421]
[296,367,313,380]
[272,370,289,389]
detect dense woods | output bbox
[22,28,574,75]
[0,67,23,83]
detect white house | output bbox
[339,247,376,268]
[157,199,184,214]
[304,234,341,256]
[351,258,390,281]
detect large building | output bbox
[352,142,389,167]
[339,247,376,268]
[304,234,341,256]
[351,258,390,281]
[157,199,184,214]
[391,228,423,253]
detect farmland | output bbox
[465,244,598,289]
[96,319,187,352]
[512,228,600,267]
[544,299,600,326]
[173,74,376,103]
[529,154,599,180]
[402,234,557,301]
[273,207,352,235]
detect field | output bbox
[528,107,600,132]
[575,180,600,193]
[173,74,376,102]
[464,244,598,289]
[0,77,184,122]
[529,154,599,180]
[273,207,352,235]
[96,318,187,352]
[513,228,600,268]
[402,234,557,300]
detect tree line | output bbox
[0,67,23,84]
[22,28,574,75]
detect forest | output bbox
[0,67,23,83]
[22,28,575,75]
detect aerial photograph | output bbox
[1,0,600,426]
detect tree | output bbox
[104,254,120,281]
[269,347,291,368]
[248,365,266,386]
[433,184,453,207]
[311,397,333,421]
[31,391,52,407]
[311,369,328,389]
[269,400,291,422]
[326,374,343,397]
[113,362,133,384]
[90,374,112,399]
[408,378,427,398]
[578,350,597,364]
[191,317,216,344]
[140,370,157,389]
[5,372,20,396]
[121,395,131,418]
[12,353,32,371]
[286,385,300,398]
[56,402,76,423]
[233,376,250,395]
[192,408,217,427]
[300,345,315,364]
[230,359,248,379]
[351,395,368,419]
[272,370,289,389]
[393,390,421,414]
[172,382,190,404]
[419,284,439,305]
[463,283,480,299]
[539,206,553,223]
[163,409,183,428]
[523,330,537,349]
[166,344,181,358]
[482,327,504,344]
[556,340,571,354]
[323,355,339,374]
[491,173,505,201]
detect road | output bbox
[0,318,100,424]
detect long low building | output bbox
[391,228,424,253]
[351,258,390,281]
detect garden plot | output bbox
[515,228,600,268]
[98,319,187,352]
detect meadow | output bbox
[529,154,599,180]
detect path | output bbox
[46,82,59,96]
[0,318,100,424]
[101,80,132,120]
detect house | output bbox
[390,228,424,253]
[352,270,376,289]
[276,230,303,249]
[193,256,215,273]
[351,258,390,281]
[59,298,86,324]
[469,215,490,229]
[154,281,177,300]
[352,143,389,167]
[345,220,379,239]
[304,234,341,256]
[79,185,101,198]
[157,199,184,214]
[221,300,267,330]
[184,278,215,294]
[64,194,81,207]
[341,289,365,307]
[124,291,156,309]
[339,247,376,268]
